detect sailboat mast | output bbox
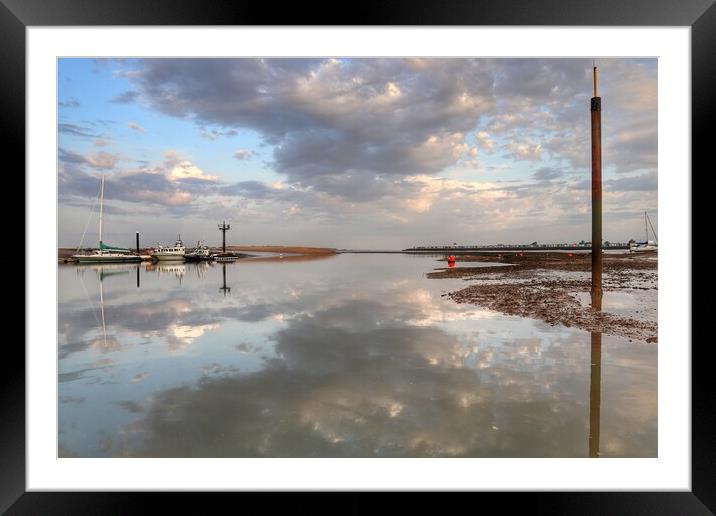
[646,212,658,243]
[99,174,105,247]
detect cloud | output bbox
[59,97,80,108]
[119,58,500,199]
[127,121,146,133]
[118,58,655,206]
[505,141,543,161]
[59,148,121,169]
[574,171,657,192]
[221,180,273,198]
[162,150,219,183]
[111,90,140,103]
[532,167,564,181]
[168,162,219,183]
[475,131,497,152]
[58,58,657,245]
[58,149,220,208]
[59,123,102,138]
[233,149,253,160]
[200,127,239,140]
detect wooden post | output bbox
[591,65,603,310]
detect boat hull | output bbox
[74,254,142,263]
[213,253,238,262]
[184,254,212,262]
[152,253,186,261]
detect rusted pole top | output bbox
[593,64,599,97]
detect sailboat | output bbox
[73,175,142,263]
[629,211,658,253]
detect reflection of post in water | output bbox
[589,331,602,458]
[219,263,231,296]
[136,263,140,288]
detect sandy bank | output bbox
[226,245,337,255]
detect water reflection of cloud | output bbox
[103,299,656,458]
[59,259,656,458]
[166,323,220,355]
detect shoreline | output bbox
[426,252,657,342]
[225,245,337,255]
[58,245,337,261]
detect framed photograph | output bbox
[7,0,710,511]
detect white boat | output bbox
[629,211,658,253]
[73,175,141,263]
[151,237,186,261]
[629,240,658,253]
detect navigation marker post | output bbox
[218,221,231,254]
[590,63,603,311]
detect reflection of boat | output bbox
[185,240,212,262]
[87,263,134,274]
[146,263,186,277]
[78,265,115,351]
[73,175,142,263]
[151,236,186,261]
[192,261,211,279]
[146,263,185,285]
[629,212,658,253]
[95,266,130,282]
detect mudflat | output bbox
[427,252,657,342]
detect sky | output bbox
[58,58,657,249]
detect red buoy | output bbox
[448,255,456,264]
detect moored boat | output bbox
[185,240,213,261]
[629,240,658,253]
[629,212,658,253]
[75,248,142,263]
[151,237,186,261]
[72,175,142,263]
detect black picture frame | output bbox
[5,0,710,511]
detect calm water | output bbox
[58,254,657,457]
